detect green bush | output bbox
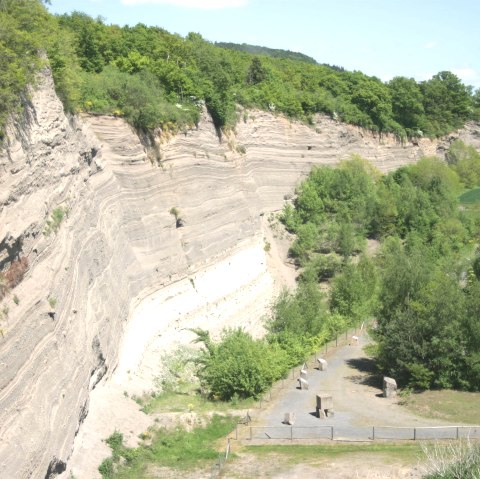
[194,328,289,400]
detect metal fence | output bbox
[210,414,252,478]
[247,425,480,442]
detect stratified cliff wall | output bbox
[0,70,478,478]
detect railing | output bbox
[210,414,251,478]
[246,425,480,442]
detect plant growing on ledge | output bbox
[48,296,57,309]
[44,206,69,236]
[169,206,184,228]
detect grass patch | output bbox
[243,443,421,461]
[459,187,480,204]
[140,388,255,415]
[99,415,236,479]
[404,390,480,424]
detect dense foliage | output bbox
[282,143,480,391]
[194,328,288,400]
[215,42,318,64]
[1,0,479,140]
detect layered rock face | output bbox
[0,70,479,478]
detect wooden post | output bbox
[249,427,252,440]
[456,427,459,440]
[331,426,334,440]
[290,426,293,441]
[372,426,375,440]
[413,428,416,441]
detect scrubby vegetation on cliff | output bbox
[1,0,480,140]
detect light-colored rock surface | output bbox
[0,69,479,478]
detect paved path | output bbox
[253,331,478,441]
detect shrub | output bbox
[44,206,68,236]
[194,328,289,400]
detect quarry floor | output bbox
[258,332,459,436]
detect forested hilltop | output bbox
[1,0,480,143]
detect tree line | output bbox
[1,1,480,141]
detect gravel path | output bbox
[254,331,468,441]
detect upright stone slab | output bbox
[283,412,296,425]
[317,358,328,371]
[300,369,308,380]
[351,335,359,344]
[316,394,333,411]
[298,377,309,390]
[383,377,397,398]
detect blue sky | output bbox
[47,0,480,88]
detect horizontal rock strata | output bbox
[0,69,479,478]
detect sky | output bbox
[47,0,480,89]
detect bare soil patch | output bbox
[224,446,423,478]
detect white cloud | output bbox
[424,41,437,49]
[121,0,248,8]
[452,68,480,88]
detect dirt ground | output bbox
[223,451,424,479]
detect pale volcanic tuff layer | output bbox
[0,69,479,478]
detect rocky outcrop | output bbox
[0,69,479,478]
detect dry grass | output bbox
[404,390,480,425]
[420,439,480,478]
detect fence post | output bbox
[336,335,338,347]
[235,424,238,440]
[372,426,375,440]
[290,426,293,441]
[225,438,230,460]
[413,428,416,441]
[249,426,252,440]
[331,426,334,440]
[456,427,459,440]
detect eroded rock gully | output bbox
[0,70,479,478]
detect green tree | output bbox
[194,328,288,400]
[330,256,377,325]
[388,76,424,133]
[247,57,267,85]
[420,71,472,136]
